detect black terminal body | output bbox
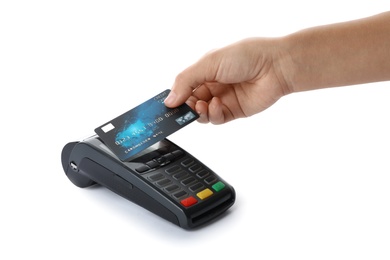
[61,135,235,229]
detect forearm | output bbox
[281,11,390,93]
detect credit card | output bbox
[94,89,199,161]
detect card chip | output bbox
[101,123,115,133]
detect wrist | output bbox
[269,36,296,96]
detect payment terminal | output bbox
[61,135,235,229]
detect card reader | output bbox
[61,135,235,229]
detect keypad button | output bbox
[172,171,188,180]
[165,165,181,175]
[204,176,217,185]
[173,190,187,199]
[196,169,209,178]
[148,173,164,181]
[156,156,167,164]
[181,177,196,186]
[197,188,213,200]
[171,150,184,157]
[163,153,176,161]
[135,165,150,173]
[181,158,194,167]
[156,178,172,188]
[212,181,225,192]
[165,184,180,193]
[189,182,204,192]
[181,196,198,207]
[146,160,160,168]
[188,164,202,173]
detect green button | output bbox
[212,181,225,192]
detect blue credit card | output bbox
[94,89,199,161]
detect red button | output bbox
[180,196,198,207]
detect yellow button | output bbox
[197,188,213,200]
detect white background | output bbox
[1,1,389,259]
